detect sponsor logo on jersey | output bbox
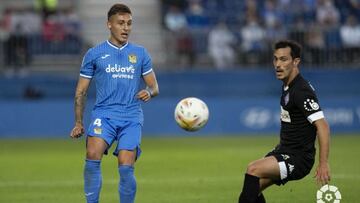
[280,106,291,123]
[128,54,137,63]
[106,64,135,79]
[304,99,319,111]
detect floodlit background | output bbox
[0,0,359,202]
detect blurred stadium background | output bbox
[0,0,359,202]
[0,0,359,136]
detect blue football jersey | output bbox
[80,40,153,123]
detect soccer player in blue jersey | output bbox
[70,4,159,203]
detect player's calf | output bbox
[84,159,102,203]
[119,165,136,203]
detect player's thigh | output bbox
[86,136,108,160]
[116,121,142,165]
[87,117,118,158]
[247,156,280,180]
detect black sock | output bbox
[238,173,260,203]
[256,193,266,203]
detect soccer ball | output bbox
[174,97,209,131]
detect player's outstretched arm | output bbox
[137,71,159,102]
[313,118,331,186]
[70,77,91,138]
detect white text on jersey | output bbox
[106,64,135,79]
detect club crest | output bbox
[128,54,137,63]
[94,128,102,135]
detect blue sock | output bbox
[118,165,136,203]
[84,159,102,203]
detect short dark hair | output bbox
[107,4,132,20]
[274,40,302,59]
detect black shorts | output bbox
[265,149,315,185]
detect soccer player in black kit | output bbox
[238,40,331,203]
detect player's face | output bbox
[107,13,132,46]
[273,47,300,84]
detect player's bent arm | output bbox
[143,71,159,97]
[314,118,331,185]
[137,71,159,102]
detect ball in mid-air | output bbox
[174,97,209,131]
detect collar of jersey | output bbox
[107,40,128,50]
[284,74,302,91]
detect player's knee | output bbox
[118,156,135,166]
[86,148,102,160]
[246,162,260,176]
[118,150,136,166]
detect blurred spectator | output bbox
[340,15,360,63]
[302,0,317,23]
[163,5,193,68]
[3,7,40,77]
[185,0,210,29]
[23,8,42,34]
[348,0,360,19]
[62,8,81,37]
[61,7,82,53]
[164,5,187,32]
[334,0,360,23]
[176,28,196,68]
[261,0,283,29]
[42,13,65,42]
[304,23,325,64]
[262,0,288,49]
[159,0,359,67]
[41,8,82,54]
[244,0,258,19]
[316,0,340,28]
[265,20,288,49]
[288,17,306,46]
[0,8,11,69]
[278,0,299,26]
[208,21,236,70]
[239,14,266,64]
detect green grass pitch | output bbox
[0,135,359,203]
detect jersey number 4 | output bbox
[93,118,102,127]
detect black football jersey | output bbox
[278,74,324,155]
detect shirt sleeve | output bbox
[142,48,153,76]
[80,49,95,79]
[294,85,324,124]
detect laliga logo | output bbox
[304,99,320,112]
[316,184,342,203]
[106,64,135,74]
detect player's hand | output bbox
[314,162,331,186]
[70,123,85,138]
[137,89,151,102]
